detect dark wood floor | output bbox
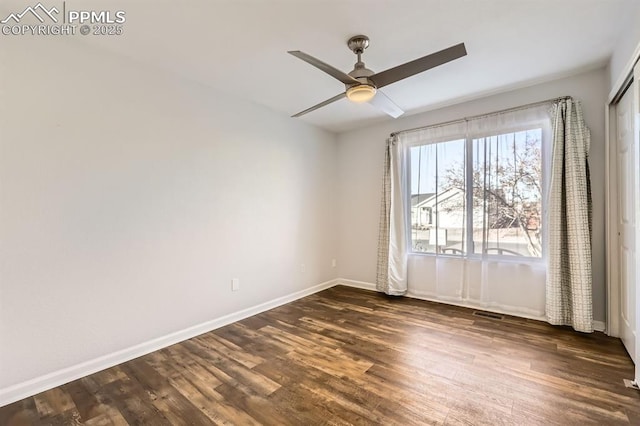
[2,286,639,425]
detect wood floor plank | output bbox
[1,285,639,424]
[194,334,265,369]
[212,383,292,425]
[98,377,172,426]
[63,379,105,424]
[253,357,386,424]
[179,340,281,397]
[118,360,214,425]
[0,397,40,426]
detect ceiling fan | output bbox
[288,36,467,118]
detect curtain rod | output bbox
[389,95,571,138]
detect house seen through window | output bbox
[409,128,543,258]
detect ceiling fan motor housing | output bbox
[347,35,375,89]
[348,67,374,87]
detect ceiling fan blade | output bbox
[288,51,360,85]
[292,92,346,118]
[369,91,404,118]
[370,43,467,88]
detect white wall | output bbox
[0,37,337,391]
[337,68,608,322]
[608,2,640,91]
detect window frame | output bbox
[405,120,550,263]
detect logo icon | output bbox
[1,2,59,24]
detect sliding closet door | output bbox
[616,82,636,364]
[615,62,640,381]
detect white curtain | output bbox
[378,103,553,317]
[376,137,408,295]
[546,98,593,332]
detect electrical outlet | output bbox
[301,264,306,273]
[331,259,337,268]
[231,278,240,291]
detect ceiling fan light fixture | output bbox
[346,84,377,103]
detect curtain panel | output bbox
[546,99,593,332]
[376,137,408,295]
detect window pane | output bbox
[410,139,466,254]
[472,129,542,257]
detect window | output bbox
[409,126,545,258]
[410,139,467,254]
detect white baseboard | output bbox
[0,279,338,408]
[335,278,376,291]
[337,278,607,332]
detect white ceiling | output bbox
[10,0,638,133]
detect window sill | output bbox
[408,251,545,264]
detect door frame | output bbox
[606,42,640,383]
[635,60,640,384]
